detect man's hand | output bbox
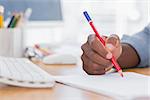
[81,34,122,75]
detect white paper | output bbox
[55,72,150,99]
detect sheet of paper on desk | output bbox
[54,72,150,99]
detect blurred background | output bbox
[0,0,149,46]
[0,0,149,58]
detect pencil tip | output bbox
[121,73,124,77]
[118,70,124,77]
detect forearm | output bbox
[117,43,140,69]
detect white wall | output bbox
[24,0,149,47]
[61,0,149,43]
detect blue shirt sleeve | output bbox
[121,24,150,67]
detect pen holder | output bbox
[0,28,23,57]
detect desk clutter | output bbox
[24,44,78,65]
[0,5,31,28]
[0,4,78,64]
[0,5,32,57]
[24,44,52,61]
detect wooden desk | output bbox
[0,61,149,100]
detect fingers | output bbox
[81,43,112,67]
[105,66,113,72]
[105,34,122,59]
[106,34,120,51]
[81,42,113,75]
[81,54,106,75]
[81,34,121,75]
[87,34,112,59]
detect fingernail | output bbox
[106,43,115,50]
[106,52,112,59]
[102,35,107,40]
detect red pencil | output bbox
[83,11,123,77]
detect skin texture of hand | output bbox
[81,34,122,75]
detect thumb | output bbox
[105,34,120,51]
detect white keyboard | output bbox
[0,57,55,88]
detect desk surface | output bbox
[0,61,149,100]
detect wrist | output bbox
[117,43,140,68]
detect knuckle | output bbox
[112,34,120,40]
[88,34,95,40]
[90,38,97,47]
[107,35,120,47]
[86,71,94,75]
[81,54,84,61]
[81,43,86,50]
[81,55,87,66]
[110,34,119,39]
[83,66,91,75]
[82,64,85,69]
[82,65,87,72]
[88,35,96,45]
[87,50,94,57]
